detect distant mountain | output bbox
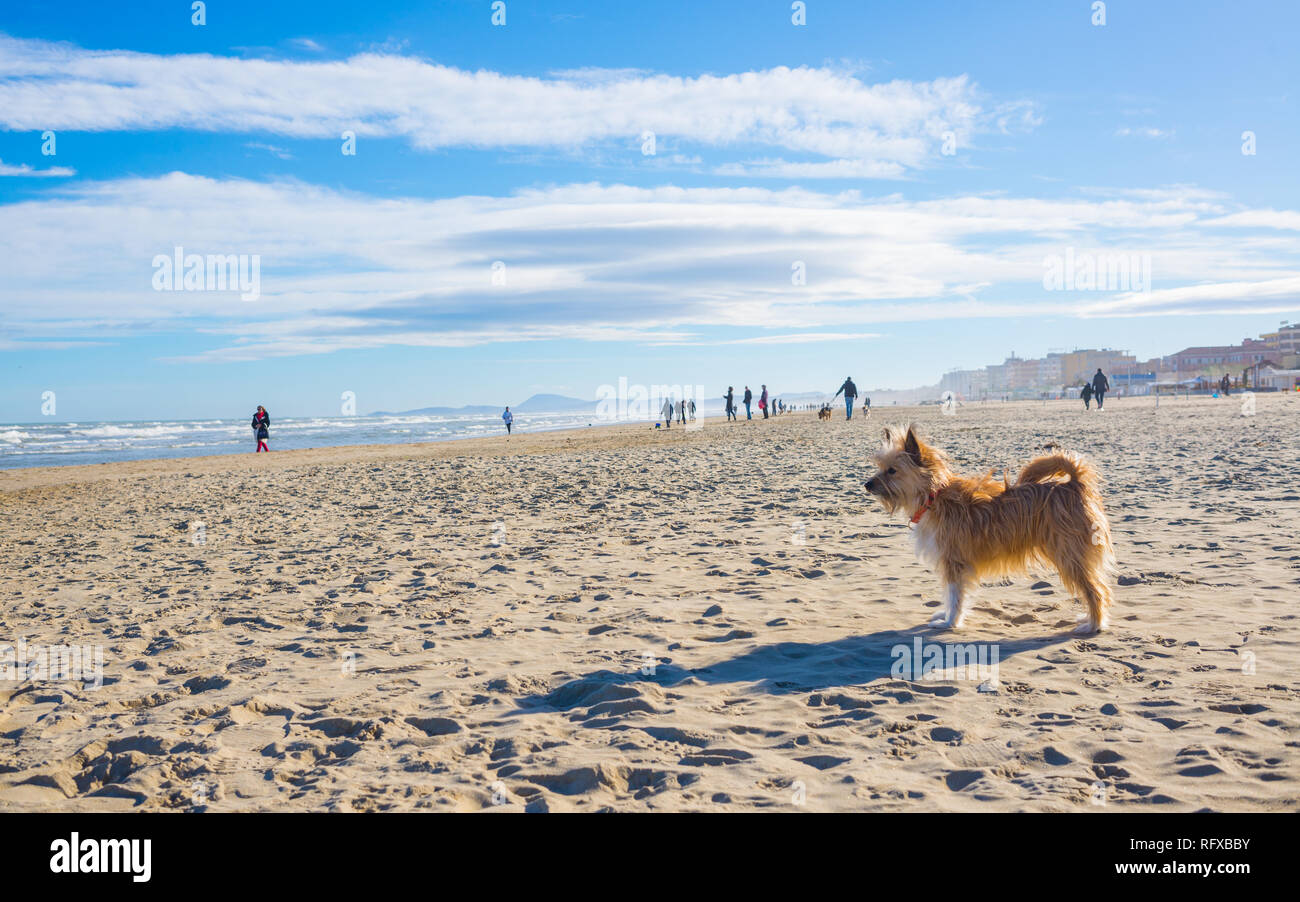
[370,393,596,417]
[513,393,596,412]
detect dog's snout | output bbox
[864,477,877,492]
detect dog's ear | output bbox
[903,427,924,466]
[883,426,895,443]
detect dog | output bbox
[863,425,1115,634]
[818,405,833,421]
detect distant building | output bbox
[930,322,1300,398]
[985,360,1008,392]
[1259,321,1300,357]
[1058,348,1137,385]
[1163,338,1275,373]
[1037,353,1064,390]
[1006,356,1040,390]
[1259,367,1300,392]
[940,367,990,399]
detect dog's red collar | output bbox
[910,491,938,525]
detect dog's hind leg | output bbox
[1056,557,1111,634]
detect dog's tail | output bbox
[1018,451,1115,574]
[1016,452,1097,491]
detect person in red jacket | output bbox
[252,406,270,452]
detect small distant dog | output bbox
[818,406,833,421]
[863,425,1115,633]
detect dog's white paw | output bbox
[1072,617,1101,635]
[927,615,952,630]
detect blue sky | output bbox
[1,0,1298,420]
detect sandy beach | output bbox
[1,395,1296,812]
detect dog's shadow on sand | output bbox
[511,626,1075,715]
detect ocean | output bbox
[0,411,617,470]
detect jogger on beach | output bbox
[502,406,513,434]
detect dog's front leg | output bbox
[929,582,966,629]
[931,562,972,629]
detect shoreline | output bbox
[0,410,636,480]
[1,409,816,492]
[0,393,1256,492]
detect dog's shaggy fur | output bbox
[863,425,1116,634]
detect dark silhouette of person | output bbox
[1092,369,1110,409]
[833,376,858,420]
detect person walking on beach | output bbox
[251,405,270,452]
[661,396,674,428]
[502,406,513,435]
[1092,368,1110,410]
[689,399,696,421]
[1080,382,1093,410]
[759,385,769,419]
[833,376,858,420]
[724,386,736,421]
[743,386,753,420]
[678,398,687,425]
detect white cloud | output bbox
[1116,127,1173,138]
[1203,209,1300,230]
[0,158,75,177]
[0,34,1009,175]
[715,158,908,179]
[1,174,1296,361]
[664,331,885,346]
[1089,276,1300,317]
[243,142,294,160]
[992,100,1043,135]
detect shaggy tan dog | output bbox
[863,425,1115,633]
